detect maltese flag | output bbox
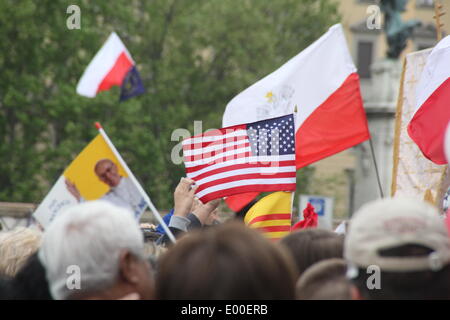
[408,35,450,165]
[223,24,370,169]
[76,32,145,101]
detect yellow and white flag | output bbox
[33,130,146,227]
[34,124,176,243]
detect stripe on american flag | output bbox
[195,166,296,185]
[184,141,250,158]
[186,148,252,166]
[196,173,296,195]
[186,156,296,175]
[183,127,247,145]
[196,183,296,204]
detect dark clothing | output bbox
[8,252,52,300]
[156,213,202,246]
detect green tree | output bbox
[0,0,339,209]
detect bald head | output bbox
[94,159,121,188]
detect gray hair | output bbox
[38,200,144,300]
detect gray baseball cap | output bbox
[345,197,450,274]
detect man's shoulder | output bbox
[101,189,114,199]
[119,177,134,188]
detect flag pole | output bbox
[391,58,407,196]
[95,122,176,244]
[290,191,295,229]
[433,0,445,42]
[369,138,384,198]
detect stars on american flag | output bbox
[247,114,295,156]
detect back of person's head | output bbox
[39,200,154,300]
[0,227,42,277]
[10,252,52,300]
[280,228,344,276]
[296,258,352,300]
[156,221,298,299]
[345,197,450,300]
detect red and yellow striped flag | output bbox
[244,191,293,241]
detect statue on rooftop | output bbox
[380,0,422,58]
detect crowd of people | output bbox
[0,176,450,300]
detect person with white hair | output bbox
[38,200,154,300]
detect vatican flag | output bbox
[33,133,146,228]
[244,192,293,241]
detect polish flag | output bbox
[408,35,450,165]
[76,32,145,101]
[222,24,370,169]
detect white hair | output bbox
[38,200,144,300]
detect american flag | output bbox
[182,114,296,203]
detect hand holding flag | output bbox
[173,177,198,217]
[191,198,221,225]
[64,178,81,202]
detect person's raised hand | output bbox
[205,208,220,226]
[65,178,81,202]
[173,177,198,218]
[192,198,221,225]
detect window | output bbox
[412,23,439,51]
[357,41,373,79]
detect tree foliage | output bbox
[0,0,339,208]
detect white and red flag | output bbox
[222,24,370,169]
[76,32,145,101]
[182,114,297,203]
[222,24,369,211]
[408,35,450,165]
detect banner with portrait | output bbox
[33,134,147,228]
